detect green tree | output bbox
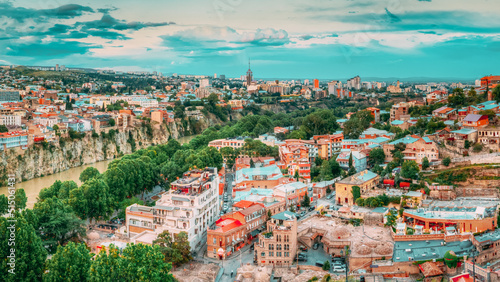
[0,125,7,133]
[444,251,458,268]
[368,148,386,166]
[69,178,113,224]
[0,213,47,281]
[473,143,483,153]
[401,161,420,180]
[347,165,356,176]
[355,198,365,206]
[322,260,331,271]
[385,210,397,227]
[153,231,192,268]
[13,189,27,211]
[33,197,86,253]
[89,245,122,282]
[109,119,116,126]
[422,157,430,170]
[343,110,374,139]
[442,157,451,166]
[302,194,311,208]
[351,186,361,202]
[492,84,500,103]
[119,243,175,281]
[43,242,92,282]
[79,167,100,183]
[0,194,7,215]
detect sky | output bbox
[0,0,499,80]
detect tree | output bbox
[294,170,300,181]
[267,209,272,221]
[33,197,86,253]
[118,244,175,281]
[0,194,7,215]
[442,157,451,166]
[464,140,471,149]
[0,124,7,133]
[385,210,397,227]
[422,157,430,170]
[473,143,483,153]
[0,213,47,281]
[493,84,500,103]
[322,260,331,271]
[249,158,255,168]
[444,250,458,268]
[343,110,374,139]
[69,178,113,224]
[401,161,420,180]
[368,148,386,166]
[44,242,92,282]
[301,194,310,208]
[348,152,353,168]
[109,119,116,126]
[355,198,364,206]
[53,124,59,133]
[153,231,192,268]
[13,189,27,211]
[347,165,356,176]
[351,186,361,203]
[79,167,100,183]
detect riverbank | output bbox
[0,134,198,208]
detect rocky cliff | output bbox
[0,113,226,184]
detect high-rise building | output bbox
[313,79,319,89]
[55,64,59,71]
[220,75,226,80]
[347,75,361,90]
[214,73,217,79]
[0,90,21,102]
[246,60,253,86]
[200,78,210,88]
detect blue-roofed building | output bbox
[472,228,500,264]
[335,170,380,206]
[336,150,367,172]
[234,165,284,192]
[451,128,477,142]
[384,135,439,165]
[393,239,474,263]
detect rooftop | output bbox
[336,170,378,185]
[393,239,474,262]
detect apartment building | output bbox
[233,165,284,193]
[126,167,220,249]
[207,202,266,259]
[390,102,414,121]
[383,135,439,165]
[0,115,21,127]
[335,151,367,172]
[254,211,298,267]
[208,137,247,150]
[335,170,379,206]
[0,131,29,150]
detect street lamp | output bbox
[470,251,479,282]
[340,246,349,282]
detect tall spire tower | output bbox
[246,59,253,86]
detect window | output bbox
[269,252,274,257]
[261,252,265,257]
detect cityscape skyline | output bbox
[1,0,499,79]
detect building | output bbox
[207,203,266,259]
[335,170,380,206]
[233,157,276,171]
[462,114,489,128]
[366,107,380,123]
[234,165,284,193]
[208,137,247,150]
[472,228,500,265]
[126,168,220,249]
[390,102,415,121]
[0,90,21,102]
[313,79,319,89]
[0,115,21,127]
[383,135,439,165]
[403,198,499,233]
[254,211,297,267]
[246,61,253,86]
[432,106,457,120]
[273,182,309,207]
[335,151,367,172]
[0,131,28,150]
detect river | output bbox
[0,134,198,208]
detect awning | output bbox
[250,230,260,237]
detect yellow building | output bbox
[335,170,380,206]
[403,191,424,208]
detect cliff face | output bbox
[0,114,224,183]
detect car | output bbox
[300,211,306,217]
[295,256,307,262]
[308,206,315,211]
[333,266,346,273]
[299,246,308,251]
[315,261,324,267]
[313,243,320,250]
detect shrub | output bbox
[442,157,451,166]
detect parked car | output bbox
[308,206,315,211]
[300,211,306,217]
[313,243,320,250]
[299,246,308,251]
[295,256,307,262]
[333,266,346,273]
[315,261,324,267]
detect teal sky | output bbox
[1,0,499,79]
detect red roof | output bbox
[233,200,256,209]
[213,218,243,233]
[399,182,410,188]
[383,179,395,185]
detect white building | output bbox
[0,115,21,127]
[126,168,220,249]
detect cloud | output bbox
[384,8,401,23]
[0,3,94,23]
[5,40,98,58]
[77,14,174,32]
